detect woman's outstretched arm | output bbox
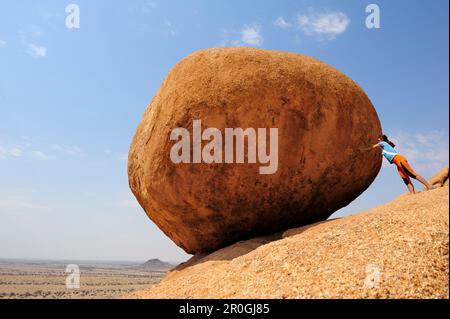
[359,144,380,151]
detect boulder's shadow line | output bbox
[172,218,339,272]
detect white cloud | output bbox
[220,29,239,46]
[221,24,264,47]
[0,145,24,160]
[142,1,157,13]
[18,26,47,58]
[26,44,47,58]
[273,16,292,29]
[390,130,449,175]
[164,18,172,28]
[32,151,56,161]
[8,147,23,157]
[297,11,350,40]
[240,24,264,47]
[51,144,84,156]
[1,141,85,161]
[0,146,18,160]
[163,17,176,36]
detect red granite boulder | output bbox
[128,47,382,254]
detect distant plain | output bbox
[0,259,172,299]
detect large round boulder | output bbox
[128,47,382,254]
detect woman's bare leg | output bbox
[407,182,415,194]
[415,175,433,190]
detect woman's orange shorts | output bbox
[393,154,417,184]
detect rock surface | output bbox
[128,186,449,299]
[128,47,382,254]
[429,165,449,187]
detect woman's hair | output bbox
[380,134,396,148]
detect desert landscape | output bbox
[0,259,173,299]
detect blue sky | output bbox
[0,0,448,262]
